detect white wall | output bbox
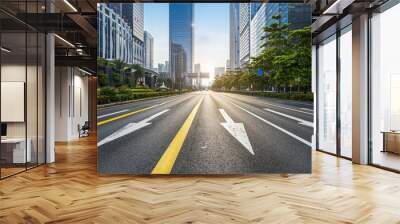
[55,67,89,141]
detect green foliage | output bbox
[97,86,192,105]
[215,90,313,102]
[212,14,311,94]
[96,58,146,88]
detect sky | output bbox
[144,3,229,81]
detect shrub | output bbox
[215,90,313,102]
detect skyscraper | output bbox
[144,31,154,69]
[239,3,250,67]
[194,64,201,73]
[250,3,311,58]
[169,3,194,88]
[98,4,134,64]
[229,3,240,71]
[121,3,144,65]
[214,67,225,78]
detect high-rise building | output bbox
[214,67,225,77]
[226,59,231,71]
[169,3,194,87]
[121,3,144,65]
[229,3,240,71]
[194,64,201,73]
[144,31,154,69]
[108,3,122,15]
[158,63,165,73]
[165,61,169,73]
[98,4,134,64]
[250,3,311,58]
[239,3,251,67]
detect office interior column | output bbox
[352,14,369,164]
[46,32,55,163]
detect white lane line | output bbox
[232,103,311,147]
[300,107,314,112]
[219,109,254,155]
[264,103,313,115]
[98,109,169,147]
[97,109,129,119]
[264,108,313,128]
[97,99,175,119]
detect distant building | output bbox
[229,3,240,70]
[214,67,225,77]
[194,64,201,73]
[226,59,231,71]
[158,63,165,73]
[187,72,210,89]
[239,3,251,67]
[165,61,169,73]
[144,31,154,69]
[169,3,194,87]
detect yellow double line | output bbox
[97,101,171,126]
[152,96,204,174]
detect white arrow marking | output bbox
[264,108,313,127]
[219,109,254,155]
[98,109,169,147]
[232,103,311,147]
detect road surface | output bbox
[97,91,313,174]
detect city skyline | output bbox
[144,3,229,80]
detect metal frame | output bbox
[315,22,353,162]
[315,0,400,171]
[0,1,48,180]
[367,0,400,172]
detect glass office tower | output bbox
[169,3,194,88]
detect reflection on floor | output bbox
[373,151,400,171]
[0,134,400,223]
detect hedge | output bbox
[97,87,191,105]
[216,90,313,102]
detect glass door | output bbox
[339,26,352,158]
[317,35,337,154]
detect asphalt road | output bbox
[97,91,313,174]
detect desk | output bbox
[382,131,400,154]
[1,138,31,163]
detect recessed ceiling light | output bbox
[54,34,75,48]
[1,47,11,53]
[63,0,78,12]
[78,67,93,76]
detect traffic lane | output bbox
[172,92,257,174]
[212,92,311,173]
[220,91,313,111]
[97,93,195,142]
[219,92,313,120]
[216,93,313,142]
[97,92,192,121]
[97,94,203,174]
[218,92,313,122]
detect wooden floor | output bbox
[1,135,400,223]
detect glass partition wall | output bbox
[316,25,353,159]
[339,26,352,158]
[317,34,337,155]
[0,3,46,179]
[370,3,400,171]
